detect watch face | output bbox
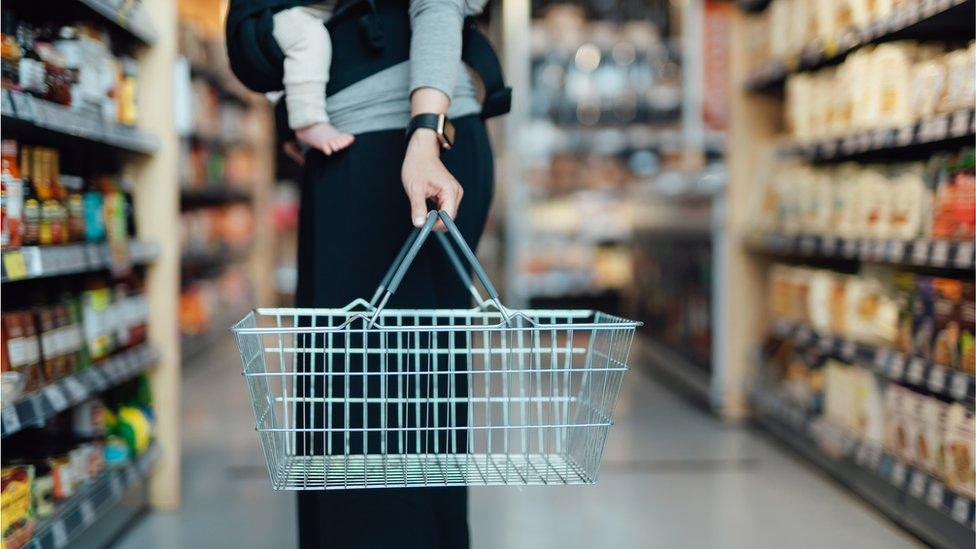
[442,119,456,148]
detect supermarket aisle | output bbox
[117,339,920,549]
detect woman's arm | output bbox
[401,0,467,229]
[402,88,463,229]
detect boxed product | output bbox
[944,404,976,498]
[883,384,914,461]
[893,272,915,355]
[844,274,898,345]
[0,465,35,549]
[872,42,915,129]
[854,367,885,445]
[940,44,976,114]
[933,148,976,240]
[911,56,946,120]
[808,269,836,334]
[824,360,857,431]
[916,396,947,476]
[887,164,929,240]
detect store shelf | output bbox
[745,232,975,271]
[780,110,976,162]
[768,320,975,404]
[181,246,251,279]
[744,0,974,92]
[637,335,713,405]
[1,91,160,154]
[76,0,159,45]
[1,345,157,438]
[28,443,160,549]
[752,388,976,549]
[1,239,161,283]
[181,186,253,208]
[181,306,249,363]
[189,65,251,105]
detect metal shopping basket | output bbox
[231,211,639,490]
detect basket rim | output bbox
[229,305,642,335]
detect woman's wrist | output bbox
[407,128,442,157]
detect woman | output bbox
[291,0,493,546]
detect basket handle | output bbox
[368,210,509,326]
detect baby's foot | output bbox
[296,122,355,155]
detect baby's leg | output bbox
[273,7,354,155]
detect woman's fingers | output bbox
[406,181,429,228]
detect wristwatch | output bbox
[406,113,455,150]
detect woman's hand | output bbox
[401,128,462,231]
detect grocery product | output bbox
[916,397,947,476]
[932,147,976,241]
[753,153,959,240]
[944,404,976,498]
[961,283,975,375]
[1,465,35,549]
[932,278,963,368]
[1,311,43,393]
[785,44,975,141]
[1,139,23,249]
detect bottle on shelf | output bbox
[20,144,40,246]
[1,139,23,249]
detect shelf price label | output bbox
[930,240,949,267]
[80,499,96,526]
[908,470,927,498]
[928,481,946,508]
[2,252,27,280]
[890,461,907,488]
[928,366,947,394]
[888,240,905,263]
[950,372,970,401]
[63,377,88,402]
[51,519,68,548]
[911,240,930,265]
[951,496,971,524]
[954,242,974,268]
[950,110,972,137]
[109,474,124,498]
[906,358,925,384]
[43,386,70,412]
[887,354,905,379]
[2,407,21,434]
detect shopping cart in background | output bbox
[231,210,639,490]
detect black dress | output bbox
[294,114,494,549]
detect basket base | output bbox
[272,453,593,490]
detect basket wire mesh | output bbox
[231,211,638,490]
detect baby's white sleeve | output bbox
[273,7,332,129]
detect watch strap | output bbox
[406,113,454,149]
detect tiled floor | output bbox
[116,337,921,549]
